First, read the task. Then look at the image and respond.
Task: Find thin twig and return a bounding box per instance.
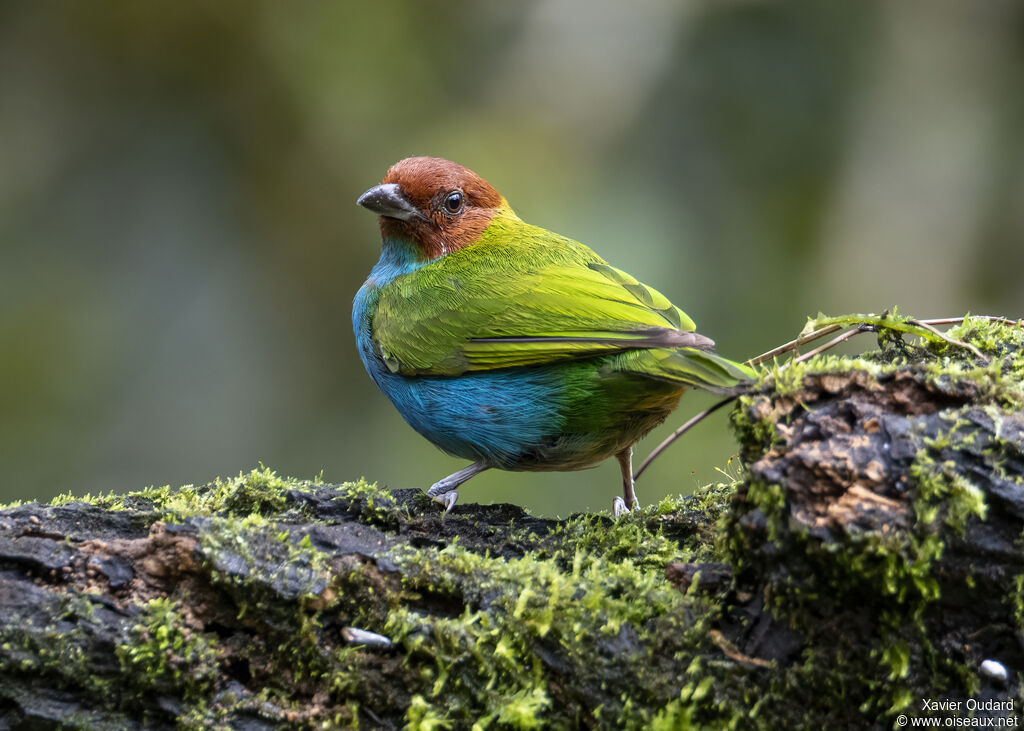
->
[746,324,843,367]
[908,318,987,362]
[787,327,871,367]
[709,629,774,669]
[918,316,1021,327]
[634,395,738,481]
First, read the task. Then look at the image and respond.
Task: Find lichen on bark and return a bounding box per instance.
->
[1,316,1022,729]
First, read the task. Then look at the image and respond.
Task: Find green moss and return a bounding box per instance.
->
[42,466,406,531]
[1012,573,1024,641]
[198,512,335,633]
[542,510,684,570]
[909,453,987,534]
[406,694,455,730]
[124,467,304,520]
[116,597,220,704]
[48,490,127,510]
[387,542,669,727]
[330,475,408,528]
[43,466,301,516]
[0,595,110,692]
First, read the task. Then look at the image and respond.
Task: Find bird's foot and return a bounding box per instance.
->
[433,490,459,514]
[425,461,487,515]
[612,496,639,517]
[427,478,460,514]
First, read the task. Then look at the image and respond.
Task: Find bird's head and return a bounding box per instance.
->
[357,157,509,259]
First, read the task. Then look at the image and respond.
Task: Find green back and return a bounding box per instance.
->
[372,215,699,373]
[371,212,753,391]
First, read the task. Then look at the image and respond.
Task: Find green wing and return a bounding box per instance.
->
[371,221,737,381]
[614,347,756,393]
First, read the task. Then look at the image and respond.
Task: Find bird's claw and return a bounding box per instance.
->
[433,490,459,514]
[612,496,639,517]
[426,462,486,514]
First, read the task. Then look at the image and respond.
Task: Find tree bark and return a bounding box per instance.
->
[2,319,1022,729]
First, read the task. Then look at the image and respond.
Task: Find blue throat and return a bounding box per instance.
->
[364,236,429,287]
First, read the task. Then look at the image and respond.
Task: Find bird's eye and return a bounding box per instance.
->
[442,191,464,214]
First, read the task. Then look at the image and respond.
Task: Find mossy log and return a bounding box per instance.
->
[2,318,1023,729]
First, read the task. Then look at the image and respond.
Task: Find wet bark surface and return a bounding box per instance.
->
[2,321,1023,729]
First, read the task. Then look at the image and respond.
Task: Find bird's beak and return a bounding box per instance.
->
[356,183,424,221]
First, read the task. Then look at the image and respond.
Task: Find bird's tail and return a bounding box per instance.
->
[618,347,757,395]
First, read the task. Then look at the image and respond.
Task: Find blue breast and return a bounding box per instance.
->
[352,238,566,468]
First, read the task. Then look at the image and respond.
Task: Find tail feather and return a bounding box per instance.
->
[618,346,756,395]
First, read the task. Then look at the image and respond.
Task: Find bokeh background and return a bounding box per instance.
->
[3,1,1023,514]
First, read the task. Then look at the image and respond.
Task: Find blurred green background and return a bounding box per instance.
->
[2,1,1022,515]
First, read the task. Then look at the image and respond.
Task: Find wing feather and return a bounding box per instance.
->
[371,222,723,377]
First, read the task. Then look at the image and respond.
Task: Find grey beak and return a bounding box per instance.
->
[356,183,423,221]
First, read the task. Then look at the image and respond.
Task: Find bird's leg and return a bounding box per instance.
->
[613,447,639,517]
[426,461,489,514]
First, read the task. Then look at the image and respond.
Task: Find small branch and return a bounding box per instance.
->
[917,316,1021,327]
[746,324,844,367]
[787,327,871,367]
[634,396,738,481]
[908,318,987,363]
[709,630,774,669]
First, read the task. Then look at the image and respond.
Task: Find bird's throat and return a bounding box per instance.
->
[370,236,432,285]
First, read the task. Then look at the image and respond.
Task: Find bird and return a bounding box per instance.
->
[353,157,754,515]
